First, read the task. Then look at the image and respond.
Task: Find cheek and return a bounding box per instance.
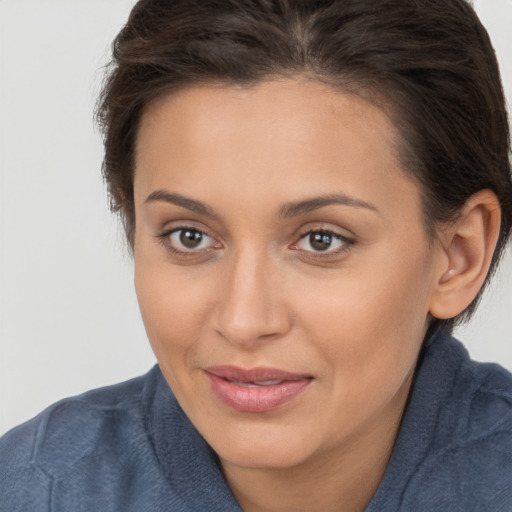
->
[134,255,214,369]
[292,249,433,394]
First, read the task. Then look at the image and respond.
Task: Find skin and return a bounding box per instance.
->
[132,79,474,512]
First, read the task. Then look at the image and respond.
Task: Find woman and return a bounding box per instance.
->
[1,0,511,510]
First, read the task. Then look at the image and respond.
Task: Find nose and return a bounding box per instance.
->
[213,250,292,349]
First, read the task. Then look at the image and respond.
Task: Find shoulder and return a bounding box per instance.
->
[0,368,159,510]
[432,333,512,441]
[405,335,512,510]
[0,366,236,511]
[460,357,512,438]
[1,370,150,469]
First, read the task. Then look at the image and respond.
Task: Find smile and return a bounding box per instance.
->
[204,366,313,413]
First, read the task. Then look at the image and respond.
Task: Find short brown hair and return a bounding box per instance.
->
[96,0,512,333]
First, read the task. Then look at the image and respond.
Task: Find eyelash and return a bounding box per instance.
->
[156,226,219,255]
[155,227,355,258]
[291,229,355,257]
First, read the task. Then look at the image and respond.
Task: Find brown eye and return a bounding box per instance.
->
[309,232,334,251]
[295,229,352,254]
[179,229,203,248]
[160,227,219,253]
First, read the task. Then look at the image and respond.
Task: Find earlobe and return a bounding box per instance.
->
[429,189,501,320]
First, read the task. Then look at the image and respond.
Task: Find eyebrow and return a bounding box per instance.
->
[145,189,378,219]
[279,194,379,218]
[145,190,219,218]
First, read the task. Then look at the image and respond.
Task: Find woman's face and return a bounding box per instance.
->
[133,79,443,470]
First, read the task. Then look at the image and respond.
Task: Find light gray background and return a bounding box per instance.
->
[1,0,511,435]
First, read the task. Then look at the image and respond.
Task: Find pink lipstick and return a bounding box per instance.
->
[204,366,313,412]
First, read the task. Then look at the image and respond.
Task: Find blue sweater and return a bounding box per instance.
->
[1,333,512,511]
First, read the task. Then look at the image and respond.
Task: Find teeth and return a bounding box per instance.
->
[229,379,283,387]
[255,380,283,386]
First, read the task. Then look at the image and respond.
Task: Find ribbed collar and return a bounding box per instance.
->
[364,333,467,511]
[142,365,243,510]
[142,332,465,511]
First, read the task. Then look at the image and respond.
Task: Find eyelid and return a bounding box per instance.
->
[290,228,355,256]
[154,222,355,259]
[156,225,222,255]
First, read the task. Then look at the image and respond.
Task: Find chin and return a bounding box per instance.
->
[210,424,321,471]
[222,448,311,471]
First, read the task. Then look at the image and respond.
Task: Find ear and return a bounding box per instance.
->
[429,189,501,320]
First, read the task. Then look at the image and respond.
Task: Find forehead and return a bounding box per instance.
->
[138,79,398,151]
[134,79,423,225]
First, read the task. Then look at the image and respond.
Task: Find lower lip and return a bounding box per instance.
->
[206,373,312,413]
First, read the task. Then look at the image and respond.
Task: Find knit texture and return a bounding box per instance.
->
[1,333,511,511]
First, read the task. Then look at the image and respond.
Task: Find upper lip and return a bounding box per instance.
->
[204,365,313,383]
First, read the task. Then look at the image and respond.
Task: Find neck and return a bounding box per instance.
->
[221,373,412,512]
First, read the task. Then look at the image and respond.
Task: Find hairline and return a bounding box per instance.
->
[130,73,442,246]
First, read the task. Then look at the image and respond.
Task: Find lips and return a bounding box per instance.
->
[204,366,313,412]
